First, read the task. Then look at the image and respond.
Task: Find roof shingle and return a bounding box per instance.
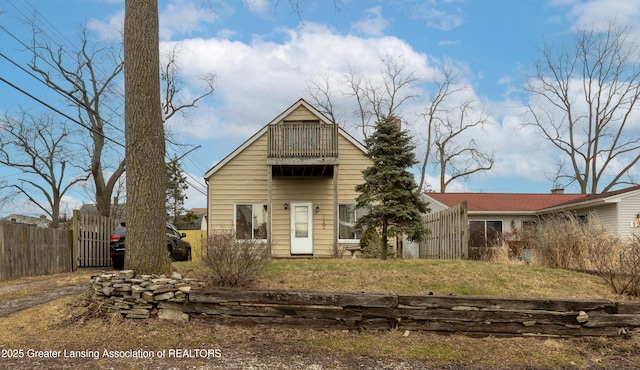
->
[426,192,585,212]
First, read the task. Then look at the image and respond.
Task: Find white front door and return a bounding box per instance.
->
[290,201,313,254]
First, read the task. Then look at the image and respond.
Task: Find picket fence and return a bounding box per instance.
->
[72,209,120,269]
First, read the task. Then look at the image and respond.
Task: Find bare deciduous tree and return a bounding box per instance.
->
[0,111,89,227]
[418,69,494,193]
[418,68,462,192]
[28,28,126,218]
[26,29,215,219]
[305,69,339,124]
[161,44,216,124]
[307,55,420,139]
[527,21,640,194]
[433,99,494,193]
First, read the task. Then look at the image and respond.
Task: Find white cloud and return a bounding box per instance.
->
[159,0,218,40]
[243,0,270,15]
[87,10,123,41]
[351,6,390,37]
[412,0,465,31]
[551,0,640,34]
[87,0,218,41]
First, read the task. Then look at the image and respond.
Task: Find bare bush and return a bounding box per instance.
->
[531,212,602,270]
[589,234,640,296]
[529,212,640,297]
[201,229,270,287]
[475,241,511,263]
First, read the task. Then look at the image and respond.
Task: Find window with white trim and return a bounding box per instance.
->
[338,204,368,241]
[235,204,268,240]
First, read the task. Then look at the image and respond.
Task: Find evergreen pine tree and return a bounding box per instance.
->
[355,116,429,260]
[166,155,189,225]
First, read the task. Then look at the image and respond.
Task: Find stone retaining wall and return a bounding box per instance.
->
[89,271,640,338]
[90,270,204,321]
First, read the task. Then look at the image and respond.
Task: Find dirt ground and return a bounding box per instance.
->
[1,270,640,370]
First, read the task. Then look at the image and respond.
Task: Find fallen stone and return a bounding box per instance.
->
[576,311,589,323]
[158,308,189,322]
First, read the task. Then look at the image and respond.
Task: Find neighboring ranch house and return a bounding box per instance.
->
[423,185,640,251]
[204,99,372,257]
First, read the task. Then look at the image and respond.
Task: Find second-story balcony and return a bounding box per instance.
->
[267,122,339,167]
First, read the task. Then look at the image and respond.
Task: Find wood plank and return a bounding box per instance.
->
[162,301,363,321]
[616,301,640,314]
[583,313,640,328]
[190,289,398,308]
[362,307,581,326]
[397,319,622,337]
[191,315,360,330]
[398,294,616,312]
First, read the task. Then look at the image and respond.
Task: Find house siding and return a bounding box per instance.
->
[207,134,269,231]
[616,192,640,239]
[281,105,322,122]
[590,204,618,235]
[336,134,373,250]
[426,201,449,213]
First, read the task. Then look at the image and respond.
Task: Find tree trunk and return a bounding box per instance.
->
[380,221,388,261]
[123,0,169,275]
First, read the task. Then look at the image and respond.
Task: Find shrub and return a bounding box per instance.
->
[475,241,510,263]
[201,229,270,287]
[359,226,383,258]
[588,234,640,297]
[529,212,640,297]
[530,212,601,270]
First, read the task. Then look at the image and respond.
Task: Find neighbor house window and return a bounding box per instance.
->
[469,220,503,248]
[339,204,368,240]
[235,204,268,240]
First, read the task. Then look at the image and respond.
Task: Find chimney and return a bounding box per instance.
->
[551,187,565,195]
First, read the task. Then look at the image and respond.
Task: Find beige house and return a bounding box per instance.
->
[204,99,372,257]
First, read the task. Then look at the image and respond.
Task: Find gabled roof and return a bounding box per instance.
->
[426,192,584,213]
[204,98,367,178]
[425,185,640,214]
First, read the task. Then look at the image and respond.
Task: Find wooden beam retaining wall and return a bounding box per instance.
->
[160,289,640,338]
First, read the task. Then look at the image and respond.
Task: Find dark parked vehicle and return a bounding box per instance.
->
[109,222,192,270]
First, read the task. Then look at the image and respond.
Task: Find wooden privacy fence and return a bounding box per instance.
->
[72,210,119,269]
[0,223,71,280]
[159,288,640,337]
[419,201,468,259]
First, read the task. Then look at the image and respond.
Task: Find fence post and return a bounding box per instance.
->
[72,209,79,271]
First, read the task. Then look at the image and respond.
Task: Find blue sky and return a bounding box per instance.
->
[1,0,640,218]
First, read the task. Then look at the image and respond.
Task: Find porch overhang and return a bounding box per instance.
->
[269,161,336,177]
